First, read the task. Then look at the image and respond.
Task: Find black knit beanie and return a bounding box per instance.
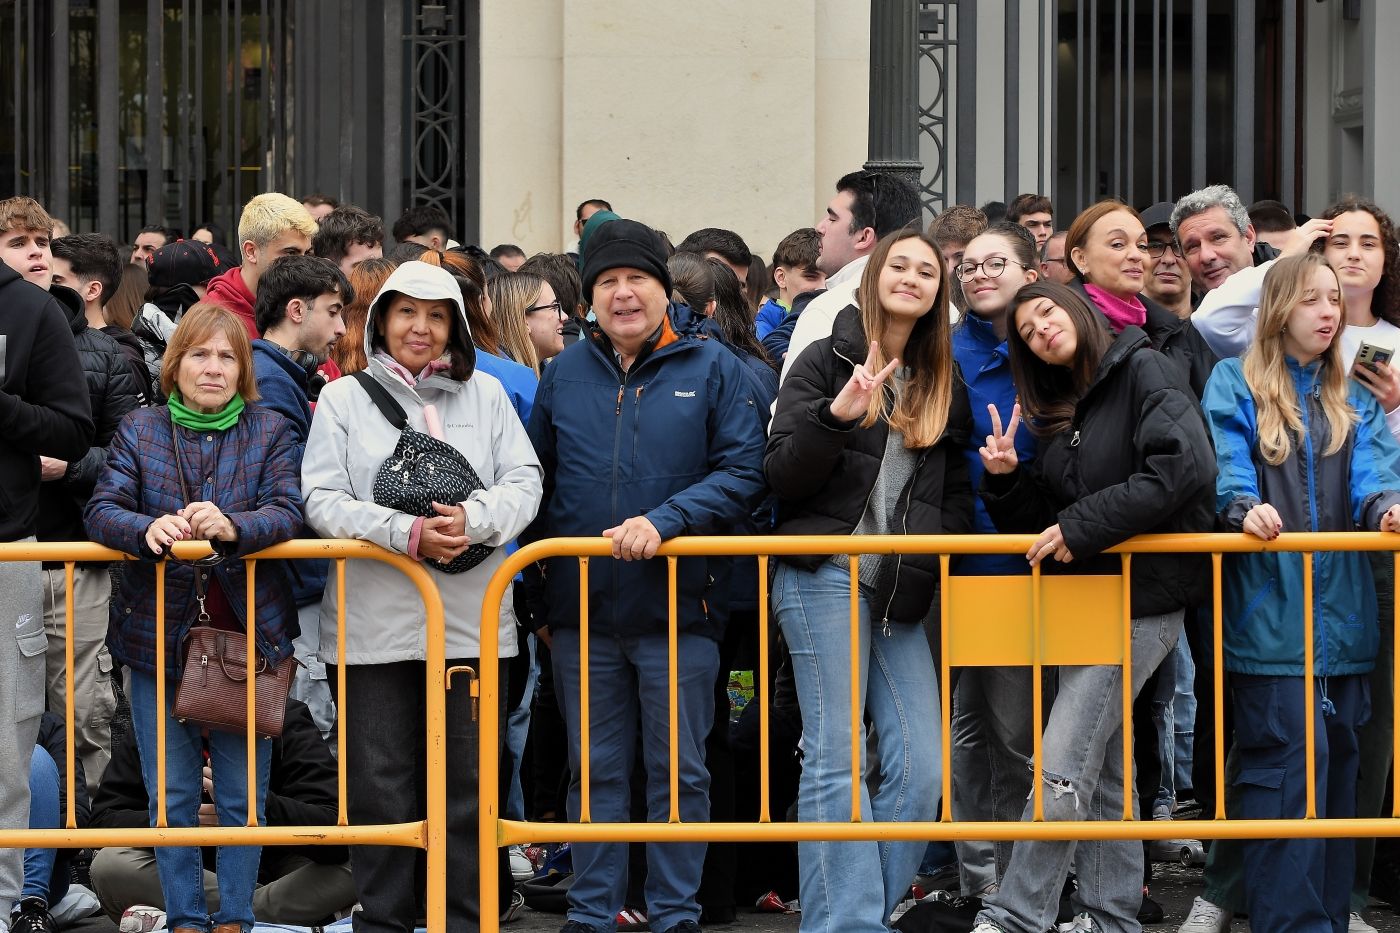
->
[580,219,673,301]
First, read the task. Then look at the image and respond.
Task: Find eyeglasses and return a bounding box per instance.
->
[953,257,1029,282]
[525,300,565,318]
[1145,240,1184,259]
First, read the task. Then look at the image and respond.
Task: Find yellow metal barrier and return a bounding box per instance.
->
[477,532,1400,930]
[0,539,449,933]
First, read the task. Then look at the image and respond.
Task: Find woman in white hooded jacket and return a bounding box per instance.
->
[300,259,543,932]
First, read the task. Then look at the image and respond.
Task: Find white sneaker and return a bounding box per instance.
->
[118,905,167,933]
[508,844,533,882]
[1350,912,1378,933]
[1056,913,1101,933]
[970,923,1006,933]
[1177,896,1232,933]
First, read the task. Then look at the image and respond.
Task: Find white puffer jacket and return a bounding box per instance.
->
[300,261,543,663]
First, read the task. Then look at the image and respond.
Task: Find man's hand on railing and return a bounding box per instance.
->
[979,403,1021,476]
[1382,504,1400,533]
[1243,503,1284,541]
[603,516,662,561]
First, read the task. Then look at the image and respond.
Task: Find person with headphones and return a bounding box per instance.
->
[250,254,354,740]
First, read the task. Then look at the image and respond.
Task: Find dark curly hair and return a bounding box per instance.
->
[1314,195,1400,327]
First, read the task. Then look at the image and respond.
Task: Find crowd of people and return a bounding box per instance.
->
[2,170,1400,933]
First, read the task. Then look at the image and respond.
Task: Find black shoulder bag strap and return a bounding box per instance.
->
[350,370,410,431]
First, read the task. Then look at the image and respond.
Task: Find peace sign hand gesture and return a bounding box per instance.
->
[830,341,900,423]
[978,403,1022,475]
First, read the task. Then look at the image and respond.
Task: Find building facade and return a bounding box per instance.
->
[3,1,1398,256]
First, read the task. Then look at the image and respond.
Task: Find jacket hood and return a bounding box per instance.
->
[364,259,476,374]
[0,259,18,290]
[49,283,86,333]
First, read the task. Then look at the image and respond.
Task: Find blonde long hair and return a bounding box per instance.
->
[1242,253,1356,465]
[852,229,955,448]
[486,272,545,375]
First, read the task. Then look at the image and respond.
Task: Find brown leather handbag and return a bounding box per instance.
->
[167,414,298,738]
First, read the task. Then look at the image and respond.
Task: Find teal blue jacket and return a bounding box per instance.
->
[1203,356,1400,675]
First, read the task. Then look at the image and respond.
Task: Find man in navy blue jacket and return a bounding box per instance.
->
[525,219,766,933]
[251,254,350,739]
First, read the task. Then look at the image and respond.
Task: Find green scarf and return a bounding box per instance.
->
[168,391,245,431]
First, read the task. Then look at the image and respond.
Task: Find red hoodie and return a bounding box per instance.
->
[202,264,343,384]
[204,265,258,340]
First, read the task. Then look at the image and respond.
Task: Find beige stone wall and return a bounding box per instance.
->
[478,0,869,261]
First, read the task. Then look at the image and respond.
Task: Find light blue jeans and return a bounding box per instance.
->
[773,560,941,933]
[505,633,538,822]
[127,670,271,933]
[976,609,1184,933]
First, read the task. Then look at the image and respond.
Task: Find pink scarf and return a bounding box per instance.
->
[373,351,452,440]
[1084,283,1147,333]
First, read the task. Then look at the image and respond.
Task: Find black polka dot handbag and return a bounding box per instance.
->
[351,371,494,574]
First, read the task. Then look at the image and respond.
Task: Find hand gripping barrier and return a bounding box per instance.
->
[476,532,1400,931]
[0,539,450,933]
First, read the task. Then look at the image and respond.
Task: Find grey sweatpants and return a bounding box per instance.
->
[0,548,46,917]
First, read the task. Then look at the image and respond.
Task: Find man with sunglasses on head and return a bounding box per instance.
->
[1140,203,1193,320]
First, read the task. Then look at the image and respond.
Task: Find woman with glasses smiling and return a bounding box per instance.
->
[489,271,567,373]
[1065,199,1218,399]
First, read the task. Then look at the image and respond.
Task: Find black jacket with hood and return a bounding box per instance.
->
[35,284,143,554]
[0,262,94,542]
[765,304,975,627]
[1071,281,1218,399]
[981,326,1218,616]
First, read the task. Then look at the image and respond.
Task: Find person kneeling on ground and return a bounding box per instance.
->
[88,698,355,928]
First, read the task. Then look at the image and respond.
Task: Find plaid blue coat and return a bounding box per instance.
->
[84,404,304,679]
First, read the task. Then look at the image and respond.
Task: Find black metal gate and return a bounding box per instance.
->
[0,0,478,246]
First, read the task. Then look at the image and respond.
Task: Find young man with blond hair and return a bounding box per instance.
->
[205,192,318,340]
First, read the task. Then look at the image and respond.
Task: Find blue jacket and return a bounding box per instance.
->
[251,340,327,605]
[475,350,537,425]
[1204,357,1400,676]
[524,306,768,641]
[84,404,304,679]
[755,298,787,341]
[951,312,1038,575]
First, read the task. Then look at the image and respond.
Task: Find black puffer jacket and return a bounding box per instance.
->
[766,304,975,626]
[1072,282,1218,399]
[981,326,1217,616]
[35,286,143,548]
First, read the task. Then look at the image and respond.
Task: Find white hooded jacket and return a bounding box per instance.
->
[300,260,543,662]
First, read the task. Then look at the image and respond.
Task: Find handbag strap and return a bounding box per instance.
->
[351,370,410,431]
[168,410,214,623]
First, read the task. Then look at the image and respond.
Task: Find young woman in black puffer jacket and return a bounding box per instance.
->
[765,228,973,933]
[970,280,1216,933]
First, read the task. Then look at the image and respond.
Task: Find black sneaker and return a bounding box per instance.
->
[661,922,702,933]
[559,922,602,933]
[10,898,56,933]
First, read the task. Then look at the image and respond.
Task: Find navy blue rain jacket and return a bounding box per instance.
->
[524,305,768,641]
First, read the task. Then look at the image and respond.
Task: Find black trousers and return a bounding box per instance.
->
[331,658,508,933]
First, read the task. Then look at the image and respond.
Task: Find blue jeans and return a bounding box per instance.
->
[772,560,941,933]
[23,744,66,905]
[950,665,1034,895]
[127,670,271,933]
[552,627,719,933]
[1234,673,1368,933]
[977,609,1183,933]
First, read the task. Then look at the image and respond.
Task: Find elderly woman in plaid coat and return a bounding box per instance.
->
[84,303,302,933]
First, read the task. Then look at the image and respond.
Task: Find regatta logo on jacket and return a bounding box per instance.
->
[674,390,696,398]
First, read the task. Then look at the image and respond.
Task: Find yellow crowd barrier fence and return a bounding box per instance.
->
[0,539,449,932]
[477,533,1400,930]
